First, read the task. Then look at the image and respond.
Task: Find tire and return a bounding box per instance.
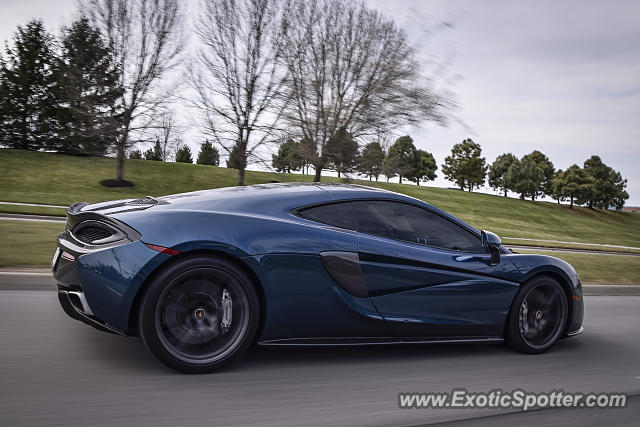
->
[138,256,260,373]
[505,275,568,354]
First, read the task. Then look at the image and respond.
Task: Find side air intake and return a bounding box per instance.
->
[72,220,125,245]
[320,251,369,298]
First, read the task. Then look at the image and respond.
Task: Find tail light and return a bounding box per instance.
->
[145,243,180,256]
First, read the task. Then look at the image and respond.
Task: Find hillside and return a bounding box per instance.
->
[2,149,639,248]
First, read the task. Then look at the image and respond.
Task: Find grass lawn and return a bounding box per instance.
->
[0,220,63,267]
[517,250,640,284]
[2,149,639,250]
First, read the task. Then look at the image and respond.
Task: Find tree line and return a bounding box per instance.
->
[271,134,629,210]
[272,133,437,185]
[486,147,628,210]
[129,140,220,166]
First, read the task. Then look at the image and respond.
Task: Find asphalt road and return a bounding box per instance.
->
[0,283,639,427]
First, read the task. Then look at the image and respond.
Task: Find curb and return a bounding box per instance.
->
[0,213,66,223]
[508,245,640,257]
[581,284,640,296]
[0,201,66,208]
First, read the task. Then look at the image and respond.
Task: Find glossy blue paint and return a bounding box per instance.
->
[54,183,584,340]
[508,253,580,289]
[357,232,520,337]
[248,254,390,341]
[76,240,169,331]
[371,279,517,337]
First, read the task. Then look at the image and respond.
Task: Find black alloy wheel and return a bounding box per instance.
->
[138,256,259,373]
[506,276,568,354]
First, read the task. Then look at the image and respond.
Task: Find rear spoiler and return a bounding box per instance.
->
[67,202,89,215]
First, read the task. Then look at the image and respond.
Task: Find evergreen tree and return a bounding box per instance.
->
[144,140,163,161]
[408,149,437,186]
[357,141,385,181]
[505,157,545,200]
[382,157,397,182]
[550,169,565,204]
[0,20,57,149]
[488,153,518,196]
[441,139,487,191]
[175,145,193,163]
[226,143,245,170]
[53,18,122,155]
[129,149,143,159]
[552,165,595,209]
[325,127,358,177]
[197,140,220,166]
[522,150,555,198]
[272,139,303,173]
[385,136,417,184]
[583,155,629,209]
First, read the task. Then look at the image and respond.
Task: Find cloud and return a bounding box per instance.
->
[368,0,640,204]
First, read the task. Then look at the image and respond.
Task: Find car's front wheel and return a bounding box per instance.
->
[505,275,568,354]
[138,256,259,373]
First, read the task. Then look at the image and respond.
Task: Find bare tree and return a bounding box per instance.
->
[282,0,450,181]
[83,0,184,183]
[191,0,288,185]
[154,111,179,161]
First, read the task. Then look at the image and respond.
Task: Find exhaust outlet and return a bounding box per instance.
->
[67,291,94,316]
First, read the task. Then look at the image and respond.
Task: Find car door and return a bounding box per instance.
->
[291,201,393,340]
[351,200,520,339]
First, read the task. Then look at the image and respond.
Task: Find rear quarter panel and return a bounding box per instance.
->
[102,208,390,339]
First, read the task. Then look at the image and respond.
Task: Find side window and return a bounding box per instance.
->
[351,201,484,253]
[297,202,356,230]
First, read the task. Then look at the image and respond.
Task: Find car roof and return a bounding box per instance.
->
[160,182,393,203]
[125,182,479,236]
[153,182,411,215]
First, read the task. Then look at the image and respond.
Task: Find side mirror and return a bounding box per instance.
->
[481,230,501,265]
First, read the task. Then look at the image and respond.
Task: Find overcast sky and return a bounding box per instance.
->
[2,0,639,205]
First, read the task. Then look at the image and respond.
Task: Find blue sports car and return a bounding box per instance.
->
[53,183,584,373]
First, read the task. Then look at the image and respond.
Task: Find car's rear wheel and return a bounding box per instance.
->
[138,256,259,373]
[505,276,568,354]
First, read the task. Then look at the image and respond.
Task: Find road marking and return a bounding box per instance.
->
[0,217,64,223]
[0,213,65,223]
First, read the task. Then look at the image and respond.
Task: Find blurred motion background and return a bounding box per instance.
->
[0,1,639,425]
[0,0,638,281]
